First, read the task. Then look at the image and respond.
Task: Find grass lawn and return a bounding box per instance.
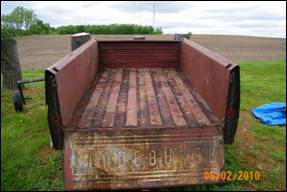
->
[1,60,286,191]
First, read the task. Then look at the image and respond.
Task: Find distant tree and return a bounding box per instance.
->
[186,32,192,39]
[155,27,163,34]
[1,6,50,37]
[30,19,51,34]
[12,6,25,30]
[2,14,17,30]
[1,6,35,35]
[1,6,163,38]
[1,14,18,37]
[23,9,36,30]
[56,24,162,35]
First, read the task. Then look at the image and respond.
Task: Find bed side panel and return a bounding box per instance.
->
[45,38,99,149]
[180,39,230,120]
[55,39,99,126]
[180,39,240,144]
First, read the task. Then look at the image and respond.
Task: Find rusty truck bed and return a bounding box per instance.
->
[45,38,240,190]
[63,68,224,190]
[68,68,221,130]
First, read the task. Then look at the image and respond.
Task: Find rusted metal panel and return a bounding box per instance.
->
[46,38,99,149]
[99,41,180,68]
[223,65,240,144]
[45,69,64,149]
[64,127,224,190]
[179,39,239,144]
[49,38,99,127]
[180,39,231,121]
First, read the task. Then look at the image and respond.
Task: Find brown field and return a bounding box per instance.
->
[15,34,286,70]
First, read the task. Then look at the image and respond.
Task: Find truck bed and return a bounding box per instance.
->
[45,39,239,190]
[68,68,221,130]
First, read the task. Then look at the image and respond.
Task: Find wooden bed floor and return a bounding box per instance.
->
[69,68,221,129]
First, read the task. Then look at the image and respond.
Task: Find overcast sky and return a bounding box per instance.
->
[1,1,286,38]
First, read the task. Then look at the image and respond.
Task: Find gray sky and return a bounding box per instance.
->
[1,1,286,37]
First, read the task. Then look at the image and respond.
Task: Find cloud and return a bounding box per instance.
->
[111,1,190,13]
[1,1,286,38]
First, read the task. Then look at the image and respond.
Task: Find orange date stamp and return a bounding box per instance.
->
[203,170,261,181]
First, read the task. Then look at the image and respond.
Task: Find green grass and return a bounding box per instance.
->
[1,69,64,191]
[1,61,286,191]
[239,60,286,111]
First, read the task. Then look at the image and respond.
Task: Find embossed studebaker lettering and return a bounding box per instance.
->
[71,141,217,175]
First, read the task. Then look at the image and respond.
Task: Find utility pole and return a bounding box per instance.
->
[139,2,141,25]
[84,1,87,32]
[153,1,156,29]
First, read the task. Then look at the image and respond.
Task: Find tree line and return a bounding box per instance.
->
[57,24,162,35]
[1,6,54,37]
[1,6,162,38]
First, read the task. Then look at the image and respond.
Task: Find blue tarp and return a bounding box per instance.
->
[252,102,286,126]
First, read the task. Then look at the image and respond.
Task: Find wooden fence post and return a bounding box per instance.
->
[71,32,91,51]
[1,38,22,90]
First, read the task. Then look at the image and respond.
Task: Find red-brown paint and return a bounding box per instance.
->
[47,38,99,126]
[179,39,235,121]
[45,38,239,190]
[99,41,180,68]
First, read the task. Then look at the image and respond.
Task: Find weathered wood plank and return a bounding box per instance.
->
[138,69,149,126]
[101,69,123,127]
[168,70,211,125]
[126,68,138,126]
[77,68,215,130]
[114,69,129,127]
[165,71,199,125]
[77,70,110,128]
[180,73,220,125]
[151,69,174,126]
[157,70,187,126]
[144,68,162,126]
[91,69,116,128]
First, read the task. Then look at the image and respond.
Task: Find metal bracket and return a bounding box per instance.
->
[17,77,45,104]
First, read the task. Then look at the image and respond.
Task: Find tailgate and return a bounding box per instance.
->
[64,127,224,190]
